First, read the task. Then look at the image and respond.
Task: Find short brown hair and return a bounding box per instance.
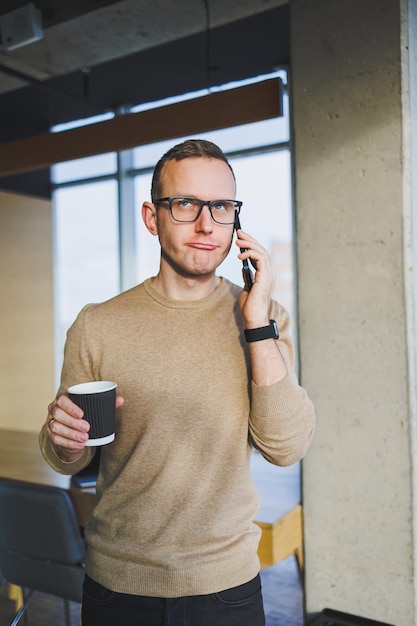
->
[151,139,235,201]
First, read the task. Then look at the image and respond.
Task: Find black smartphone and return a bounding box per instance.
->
[234,212,253,291]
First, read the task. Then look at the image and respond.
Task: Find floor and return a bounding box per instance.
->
[0,452,304,625]
[262,556,304,626]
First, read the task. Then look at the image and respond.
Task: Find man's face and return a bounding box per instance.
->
[153,157,237,279]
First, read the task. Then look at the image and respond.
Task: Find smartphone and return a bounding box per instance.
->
[234,213,253,291]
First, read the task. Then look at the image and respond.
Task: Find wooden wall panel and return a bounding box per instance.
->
[0,191,54,432]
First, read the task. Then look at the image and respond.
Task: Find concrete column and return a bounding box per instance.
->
[291,0,416,623]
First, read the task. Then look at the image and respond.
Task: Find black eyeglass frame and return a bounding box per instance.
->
[153,196,243,224]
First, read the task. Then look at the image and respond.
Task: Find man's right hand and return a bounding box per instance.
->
[46,393,90,462]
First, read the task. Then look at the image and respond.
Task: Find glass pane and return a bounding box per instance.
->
[220,150,294,324]
[52,111,115,133]
[135,173,161,283]
[52,152,117,184]
[53,180,120,378]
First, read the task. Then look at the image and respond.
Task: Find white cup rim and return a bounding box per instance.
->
[67,381,117,395]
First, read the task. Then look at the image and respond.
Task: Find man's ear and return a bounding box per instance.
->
[142,202,158,235]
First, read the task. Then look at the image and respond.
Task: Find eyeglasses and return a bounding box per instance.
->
[154,196,242,224]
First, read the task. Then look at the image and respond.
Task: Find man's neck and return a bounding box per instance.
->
[152,270,221,301]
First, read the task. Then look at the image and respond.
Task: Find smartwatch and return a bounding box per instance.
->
[244,319,279,343]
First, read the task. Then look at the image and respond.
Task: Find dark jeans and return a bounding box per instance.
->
[81,573,265,626]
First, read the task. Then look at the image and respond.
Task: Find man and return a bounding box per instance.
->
[40,139,316,626]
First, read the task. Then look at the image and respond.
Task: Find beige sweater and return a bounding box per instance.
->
[40,277,315,597]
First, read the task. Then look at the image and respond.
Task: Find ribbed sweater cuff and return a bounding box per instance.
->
[39,423,93,475]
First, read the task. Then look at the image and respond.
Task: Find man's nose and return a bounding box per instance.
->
[195,204,213,229]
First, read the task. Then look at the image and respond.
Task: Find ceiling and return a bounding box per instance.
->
[0,0,288,107]
[0,0,289,197]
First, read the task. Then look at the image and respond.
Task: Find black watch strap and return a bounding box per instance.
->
[244,319,279,343]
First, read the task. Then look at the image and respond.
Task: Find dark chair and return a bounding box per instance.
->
[0,477,86,626]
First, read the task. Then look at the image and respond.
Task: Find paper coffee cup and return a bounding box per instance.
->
[68,381,117,446]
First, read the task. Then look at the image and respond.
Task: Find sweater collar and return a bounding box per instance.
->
[143,276,230,309]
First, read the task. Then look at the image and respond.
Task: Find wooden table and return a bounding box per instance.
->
[0,428,94,527]
[0,428,303,571]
